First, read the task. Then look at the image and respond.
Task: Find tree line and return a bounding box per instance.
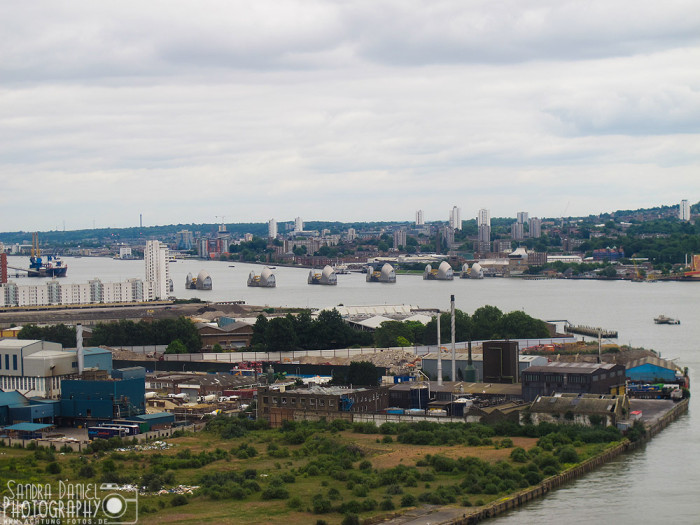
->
[252,305,549,351]
[19,318,202,352]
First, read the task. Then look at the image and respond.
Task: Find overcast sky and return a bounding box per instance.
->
[1,1,699,232]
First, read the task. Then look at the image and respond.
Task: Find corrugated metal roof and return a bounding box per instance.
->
[4,423,53,431]
[526,362,620,374]
[530,395,622,414]
[0,391,28,407]
[626,356,682,373]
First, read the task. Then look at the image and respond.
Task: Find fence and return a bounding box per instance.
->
[0,423,206,452]
[161,337,577,363]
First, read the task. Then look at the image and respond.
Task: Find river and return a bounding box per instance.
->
[5,255,700,522]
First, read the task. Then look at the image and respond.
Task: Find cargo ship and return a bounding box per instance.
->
[28,254,68,277]
[27,232,68,277]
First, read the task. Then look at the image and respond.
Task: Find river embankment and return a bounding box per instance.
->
[453,397,689,524]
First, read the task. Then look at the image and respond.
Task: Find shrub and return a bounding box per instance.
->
[380,498,395,511]
[556,445,579,464]
[400,494,416,507]
[171,495,188,507]
[312,495,332,514]
[341,514,360,525]
[510,447,529,463]
[352,485,368,498]
[261,485,289,500]
[287,496,303,509]
[46,462,61,474]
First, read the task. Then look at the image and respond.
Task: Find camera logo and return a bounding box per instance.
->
[100,483,139,524]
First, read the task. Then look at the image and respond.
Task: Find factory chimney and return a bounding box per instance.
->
[436,312,442,386]
[76,323,84,375]
[451,295,456,381]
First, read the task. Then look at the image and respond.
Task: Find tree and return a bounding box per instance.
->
[497,311,549,339]
[347,361,378,386]
[471,306,503,340]
[265,317,298,351]
[165,340,187,354]
[18,324,76,347]
[251,315,268,348]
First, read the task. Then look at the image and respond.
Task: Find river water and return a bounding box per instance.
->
[6,255,700,522]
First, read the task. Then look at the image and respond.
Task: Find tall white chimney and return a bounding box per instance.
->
[451,295,456,381]
[76,323,84,375]
[436,312,442,386]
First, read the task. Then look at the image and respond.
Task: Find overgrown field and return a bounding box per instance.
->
[0,417,626,525]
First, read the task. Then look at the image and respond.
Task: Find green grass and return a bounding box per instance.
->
[0,420,624,525]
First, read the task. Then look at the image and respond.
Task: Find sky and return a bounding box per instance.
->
[1,1,699,232]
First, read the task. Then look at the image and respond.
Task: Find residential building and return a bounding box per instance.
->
[268,219,278,239]
[449,206,461,230]
[680,199,691,221]
[528,217,542,238]
[415,209,424,226]
[393,229,407,250]
[511,222,524,240]
[517,211,529,224]
[144,240,170,300]
[175,230,194,251]
[347,228,357,242]
[294,217,304,233]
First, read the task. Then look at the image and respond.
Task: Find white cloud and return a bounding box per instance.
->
[1,1,699,231]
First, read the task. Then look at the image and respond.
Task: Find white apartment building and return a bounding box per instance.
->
[268,219,278,239]
[144,240,170,300]
[477,209,491,244]
[680,199,690,221]
[449,206,461,230]
[528,217,542,238]
[0,278,146,308]
[294,217,304,233]
[415,210,424,226]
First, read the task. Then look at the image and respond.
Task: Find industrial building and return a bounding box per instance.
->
[247,267,276,288]
[421,351,546,383]
[521,362,626,402]
[59,373,146,424]
[258,385,390,427]
[0,339,111,398]
[146,372,258,400]
[625,356,683,383]
[526,393,630,427]
[196,321,254,349]
[0,336,147,429]
[388,381,523,411]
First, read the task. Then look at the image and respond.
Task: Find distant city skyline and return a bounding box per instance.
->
[1,2,699,231]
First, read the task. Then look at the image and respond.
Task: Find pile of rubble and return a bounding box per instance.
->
[297,348,420,375]
[115,440,173,452]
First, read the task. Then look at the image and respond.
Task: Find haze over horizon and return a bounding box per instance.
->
[1,1,699,232]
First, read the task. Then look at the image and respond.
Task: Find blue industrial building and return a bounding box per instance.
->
[60,375,145,423]
[626,356,681,383]
[0,391,58,426]
[83,347,113,375]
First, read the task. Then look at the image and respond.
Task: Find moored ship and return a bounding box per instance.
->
[27,233,67,277]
